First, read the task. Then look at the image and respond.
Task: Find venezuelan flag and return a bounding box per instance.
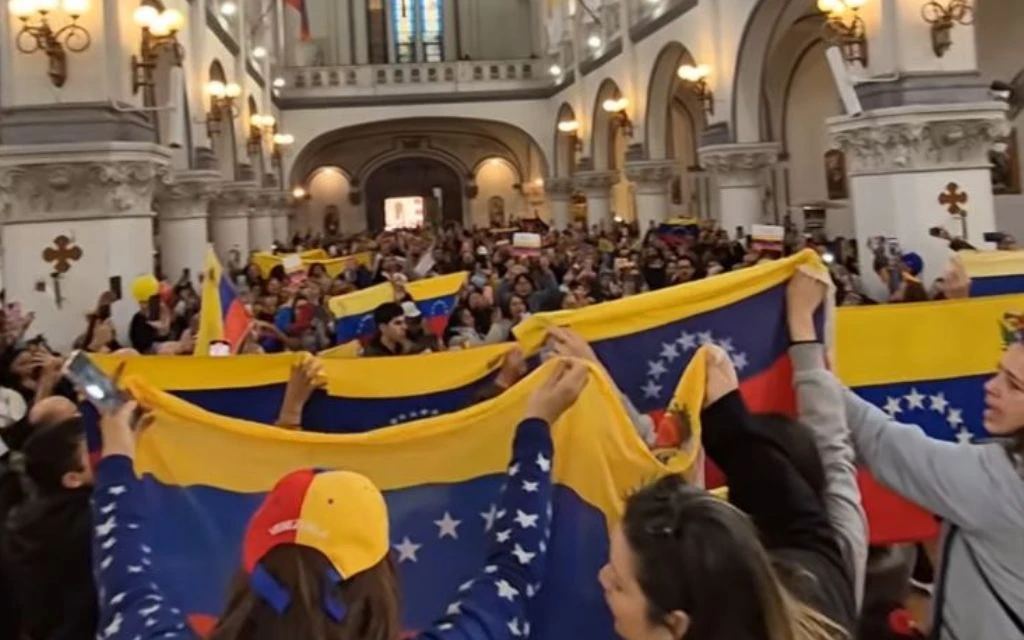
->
[250,249,374,280]
[655,217,700,245]
[329,271,467,343]
[960,250,1024,297]
[122,355,706,638]
[194,247,253,355]
[834,292,1024,542]
[90,344,514,435]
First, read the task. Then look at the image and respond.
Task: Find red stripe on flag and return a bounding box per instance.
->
[653,353,938,545]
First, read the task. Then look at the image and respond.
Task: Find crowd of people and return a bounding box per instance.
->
[0,218,1020,640]
[13,219,986,360]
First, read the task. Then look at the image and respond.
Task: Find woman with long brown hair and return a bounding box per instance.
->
[88,360,589,640]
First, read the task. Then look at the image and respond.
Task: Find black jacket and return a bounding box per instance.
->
[3,486,97,640]
[702,391,856,634]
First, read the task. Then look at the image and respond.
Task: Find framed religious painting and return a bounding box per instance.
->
[824,150,849,200]
[991,129,1022,195]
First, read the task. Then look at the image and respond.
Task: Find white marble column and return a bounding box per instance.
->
[545,177,574,230]
[625,160,676,232]
[156,170,221,284]
[211,182,258,264]
[0,143,171,351]
[830,104,1008,300]
[699,143,779,237]
[573,170,619,231]
[249,189,279,252]
[271,199,292,243]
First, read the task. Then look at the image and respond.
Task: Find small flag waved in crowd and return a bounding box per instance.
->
[194,246,253,356]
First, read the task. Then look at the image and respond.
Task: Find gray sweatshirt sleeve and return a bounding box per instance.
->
[619,392,655,447]
[844,387,1024,531]
[789,343,868,611]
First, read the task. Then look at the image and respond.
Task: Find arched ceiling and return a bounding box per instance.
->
[290,117,549,186]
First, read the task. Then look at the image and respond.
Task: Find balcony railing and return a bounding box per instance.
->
[275,59,557,103]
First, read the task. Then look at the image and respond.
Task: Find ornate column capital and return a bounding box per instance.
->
[572,170,620,194]
[544,176,574,201]
[828,103,1011,176]
[697,142,781,175]
[155,170,222,221]
[0,142,172,223]
[211,181,259,218]
[625,160,678,195]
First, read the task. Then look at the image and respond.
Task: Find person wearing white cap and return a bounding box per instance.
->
[402,301,440,354]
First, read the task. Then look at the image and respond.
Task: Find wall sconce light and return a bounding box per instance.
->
[9,0,92,88]
[271,133,294,167]
[205,80,241,138]
[247,113,275,155]
[817,0,868,66]
[677,63,714,116]
[557,119,584,152]
[291,186,309,201]
[131,2,185,96]
[602,96,633,138]
[921,1,974,58]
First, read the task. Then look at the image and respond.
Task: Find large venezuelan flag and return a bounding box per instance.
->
[833,292,1024,542]
[194,247,252,355]
[91,344,512,437]
[329,271,467,343]
[123,355,706,638]
[960,249,1024,297]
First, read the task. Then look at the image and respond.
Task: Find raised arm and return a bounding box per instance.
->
[786,273,867,610]
[420,359,588,640]
[92,403,192,640]
[843,387,1024,531]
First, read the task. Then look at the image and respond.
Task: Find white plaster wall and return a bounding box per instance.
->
[160,217,208,283]
[307,167,361,234]
[783,45,852,238]
[471,159,521,227]
[2,217,154,351]
[459,0,533,60]
[975,0,1024,239]
[1,0,149,106]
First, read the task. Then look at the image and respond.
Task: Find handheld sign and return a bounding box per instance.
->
[512,232,542,257]
[751,224,785,253]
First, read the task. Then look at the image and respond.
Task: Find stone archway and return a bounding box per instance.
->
[553,102,578,177]
[645,41,704,160]
[731,0,816,143]
[590,78,625,171]
[363,156,464,232]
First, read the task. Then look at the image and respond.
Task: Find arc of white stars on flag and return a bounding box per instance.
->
[881,388,973,443]
[642,329,747,399]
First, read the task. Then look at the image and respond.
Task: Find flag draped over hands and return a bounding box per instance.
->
[960,249,1024,297]
[194,247,252,356]
[121,354,707,639]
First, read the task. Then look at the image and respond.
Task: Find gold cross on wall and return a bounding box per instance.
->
[938,182,968,216]
[42,235,83,273]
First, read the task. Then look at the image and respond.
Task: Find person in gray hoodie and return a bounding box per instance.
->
[797,264,1024,639]
[785,272,869,613]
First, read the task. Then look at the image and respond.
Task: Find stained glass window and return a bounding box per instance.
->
[420,0,443,62]
[390,0,443,62]
[392,0,416,62]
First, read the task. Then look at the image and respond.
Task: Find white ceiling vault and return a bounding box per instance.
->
[290,117,549,187]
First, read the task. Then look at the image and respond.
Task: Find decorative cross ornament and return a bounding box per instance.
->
[42,235,83,309]
[42,235,83,273]
[938,182,968,215]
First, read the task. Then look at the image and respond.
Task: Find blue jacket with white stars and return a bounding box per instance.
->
[90,418,554,640]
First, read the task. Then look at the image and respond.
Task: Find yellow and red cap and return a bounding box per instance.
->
[243,468,390,580]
